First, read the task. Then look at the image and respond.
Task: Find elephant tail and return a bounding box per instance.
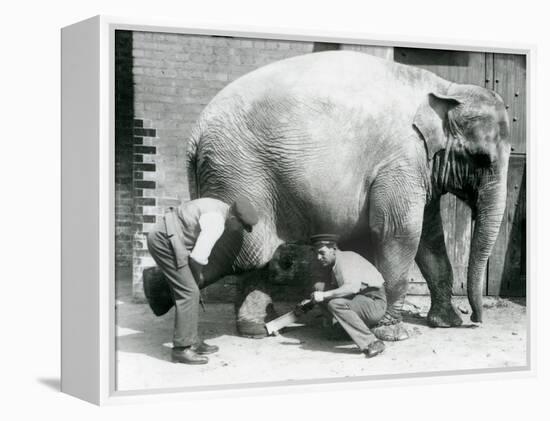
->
[186,122,203,200]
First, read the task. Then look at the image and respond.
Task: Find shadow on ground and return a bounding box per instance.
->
[116,277,245,363]
[116,272,368,362]
[37,377,60,392]
[116,274,527,361]
[114,273,528,392]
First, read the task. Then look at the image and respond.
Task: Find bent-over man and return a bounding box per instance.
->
[147,197,259,365]
[310,234,387,358]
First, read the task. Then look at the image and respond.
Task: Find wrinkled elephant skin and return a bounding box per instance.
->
[186,51,511,340]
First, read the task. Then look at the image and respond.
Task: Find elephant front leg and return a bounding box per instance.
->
[416,200,463,328]
[233,267,278,338]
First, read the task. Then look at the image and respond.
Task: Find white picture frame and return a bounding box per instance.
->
[61,15,534,405]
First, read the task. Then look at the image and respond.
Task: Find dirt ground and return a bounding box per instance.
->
[115,280,527,392]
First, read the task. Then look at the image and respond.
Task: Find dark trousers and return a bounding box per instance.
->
[146,220,199,348]
[324,292,387,351]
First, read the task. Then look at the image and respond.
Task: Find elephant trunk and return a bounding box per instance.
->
[467,156,509,323]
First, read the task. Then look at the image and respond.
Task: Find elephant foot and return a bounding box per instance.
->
[236,289,277,339]
[427,304,463,328]
[470,311,482,324]
[372,322,409,341]
[237,319,269,338]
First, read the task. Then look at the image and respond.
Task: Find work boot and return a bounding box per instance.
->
[192,340,219,355]
[364,340,385,358]
[171,347,209,364]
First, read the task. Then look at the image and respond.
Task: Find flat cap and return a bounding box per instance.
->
[231,196,259,232]
[310,234,340,245]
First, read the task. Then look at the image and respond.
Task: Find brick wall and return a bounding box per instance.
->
[114,30,394,301]
[123,32,316,300]
[115,31,134,271]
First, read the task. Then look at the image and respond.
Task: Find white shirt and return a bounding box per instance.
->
[188,212,226,265]
[332,250,385,293]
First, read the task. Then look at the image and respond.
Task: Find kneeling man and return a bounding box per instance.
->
[310,234,387,358]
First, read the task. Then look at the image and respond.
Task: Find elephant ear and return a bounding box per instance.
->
[413,92,461,161]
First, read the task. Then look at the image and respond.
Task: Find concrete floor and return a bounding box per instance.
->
[115,279,528,392]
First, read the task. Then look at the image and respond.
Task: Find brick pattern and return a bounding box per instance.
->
[115,31,134,270]
[115,32,394,301]
[127,32,314,300]
[131,119,159,301]
[131,32,314,209]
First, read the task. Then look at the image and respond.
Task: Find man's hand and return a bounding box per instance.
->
[311,291,325,303]
[313,282,326,292]
[189,258,205,288]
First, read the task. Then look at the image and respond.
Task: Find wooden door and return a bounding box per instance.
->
[487,54,527,296]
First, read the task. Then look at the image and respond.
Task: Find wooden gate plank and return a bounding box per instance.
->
[440,195,458,294]
[487,53,527,297]
[394,48,486,85]
[493,54,527,154]
[453,198,472,295]
[487,157,526,296]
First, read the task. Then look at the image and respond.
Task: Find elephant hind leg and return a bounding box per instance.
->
[233,267,278,338]
[233,229,284,338]
[233,242,320,338]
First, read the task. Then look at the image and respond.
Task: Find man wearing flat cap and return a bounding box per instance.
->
[310,234,387,358]
[147,196,259,364]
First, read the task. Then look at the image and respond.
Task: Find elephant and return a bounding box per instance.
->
[184,50,511,340]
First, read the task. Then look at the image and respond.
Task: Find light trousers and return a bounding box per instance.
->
[147,220,199,348]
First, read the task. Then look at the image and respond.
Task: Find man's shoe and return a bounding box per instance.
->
[171,347,209,364]
[192,341,219,355]
[364,340,385,358]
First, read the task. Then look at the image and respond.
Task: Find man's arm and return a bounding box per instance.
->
[323,283,360,299]
[189,213,225,264]
[312,283,359,302]
[188,212,225,285]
